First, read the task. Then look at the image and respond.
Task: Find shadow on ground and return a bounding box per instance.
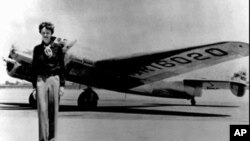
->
[0,102,234,117]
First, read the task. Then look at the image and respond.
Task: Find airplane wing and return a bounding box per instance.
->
[5,41,248,92]
[95,41,249,87]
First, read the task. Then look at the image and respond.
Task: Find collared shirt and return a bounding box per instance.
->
[32,36,65,88]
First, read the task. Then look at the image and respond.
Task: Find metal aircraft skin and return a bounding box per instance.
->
[3,41,249,109]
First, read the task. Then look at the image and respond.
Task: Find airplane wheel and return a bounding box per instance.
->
[77,89,98,110]
[191,98,196,106]
[29,93,37,109]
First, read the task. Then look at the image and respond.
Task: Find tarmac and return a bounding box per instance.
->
[0,88,248,141]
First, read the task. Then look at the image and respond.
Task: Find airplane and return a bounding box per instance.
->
[3,41,249,110]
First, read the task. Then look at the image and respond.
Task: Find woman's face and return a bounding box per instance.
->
[40,27,52,44]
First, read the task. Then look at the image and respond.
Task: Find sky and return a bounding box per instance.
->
[0,0,248,84]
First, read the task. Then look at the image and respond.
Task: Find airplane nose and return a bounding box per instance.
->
[6,61,15,72]
[4,58,21,76]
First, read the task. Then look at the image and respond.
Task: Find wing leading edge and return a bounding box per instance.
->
[95,42,249,86]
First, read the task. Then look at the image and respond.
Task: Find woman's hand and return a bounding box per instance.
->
[32,88,36,99]
[59,87,64,96]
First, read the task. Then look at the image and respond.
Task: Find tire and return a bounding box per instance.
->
[191,98,196,106]
[77,91,98,110]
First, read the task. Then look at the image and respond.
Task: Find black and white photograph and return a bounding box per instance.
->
[0,0,249,141]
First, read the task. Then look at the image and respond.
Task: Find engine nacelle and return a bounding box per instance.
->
[5,58,21,76]
[4,48,33,82]
[5,59,32,81]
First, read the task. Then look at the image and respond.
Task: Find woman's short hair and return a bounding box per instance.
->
[39,22,55,34]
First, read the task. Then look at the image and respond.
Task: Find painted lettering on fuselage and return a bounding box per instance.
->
[130,48,228,77]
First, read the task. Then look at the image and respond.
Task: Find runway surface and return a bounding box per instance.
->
[0,88,248,141]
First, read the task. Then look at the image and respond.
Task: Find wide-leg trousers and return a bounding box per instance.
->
[36,75,60,141]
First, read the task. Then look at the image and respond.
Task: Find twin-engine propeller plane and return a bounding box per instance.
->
[3,41,249,109]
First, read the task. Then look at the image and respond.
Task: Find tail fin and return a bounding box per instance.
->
[231,69,247,83]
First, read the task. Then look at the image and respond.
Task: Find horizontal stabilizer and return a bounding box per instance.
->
[184,79,247,97]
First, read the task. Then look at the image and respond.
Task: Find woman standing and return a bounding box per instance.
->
[32,22,65,141]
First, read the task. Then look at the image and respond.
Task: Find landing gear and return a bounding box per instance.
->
[29,90,37,109]
[190,97,196,106]
[77,87,99,110]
